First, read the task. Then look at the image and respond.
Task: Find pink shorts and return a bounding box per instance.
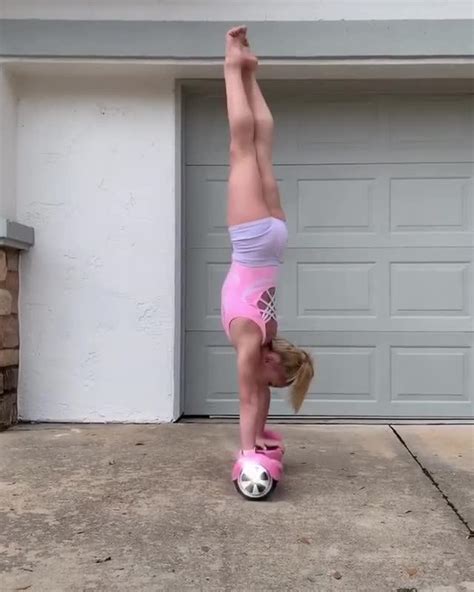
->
[221,262,279,344]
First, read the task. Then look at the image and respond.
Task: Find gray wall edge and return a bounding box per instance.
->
[1,19,473,59]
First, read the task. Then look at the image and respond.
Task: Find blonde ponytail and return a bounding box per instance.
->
[271,337,315,412]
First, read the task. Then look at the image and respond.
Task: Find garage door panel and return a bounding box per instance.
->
[389,176,472,233]
[390,262,471,318]
[296,176,377,234]
[387,250,472,332]
[293,95,474,164]
[288,163,474,248]
[295,98,380,160]
[185,332,237,416]
[185,166,229,248]
[186,94,474,166]
[185,93,228,166]
[296,261,377,318]
[390,347,472,402]
[385,96,474,150]
[280,248,472,333]
[185,248,231,331]
[185,332,473,417]
[309,346,378,402]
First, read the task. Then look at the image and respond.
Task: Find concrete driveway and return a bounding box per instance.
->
[0,423,473,592]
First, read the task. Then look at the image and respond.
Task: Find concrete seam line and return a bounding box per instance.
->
[390,425,474,538]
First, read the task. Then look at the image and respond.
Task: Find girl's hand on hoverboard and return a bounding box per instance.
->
[261,428,285,452]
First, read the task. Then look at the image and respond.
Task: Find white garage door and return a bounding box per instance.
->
[184,84,474,418]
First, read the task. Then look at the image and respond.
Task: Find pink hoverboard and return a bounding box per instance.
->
[232,429,285,500]
[232,450,283,500]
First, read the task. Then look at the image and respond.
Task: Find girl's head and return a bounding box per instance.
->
[262,337,315,412]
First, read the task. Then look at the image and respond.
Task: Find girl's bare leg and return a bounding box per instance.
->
[242,61,286,221]
[225,27,269,452]
[224,27,270,227]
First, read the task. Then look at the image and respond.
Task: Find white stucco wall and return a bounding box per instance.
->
[1,0,472,20]
[0,66,17,219]
[16,71,178,422]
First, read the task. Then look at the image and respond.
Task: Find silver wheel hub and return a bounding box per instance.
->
[237,463,273,499]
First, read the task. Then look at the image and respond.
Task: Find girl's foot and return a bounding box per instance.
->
[239,28,258,71]
[225,25,247,68]
[243,46,258,72]
[225,26,257,70]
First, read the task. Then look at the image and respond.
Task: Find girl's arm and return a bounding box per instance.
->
[236,336,263,451]
[256,384,271,443]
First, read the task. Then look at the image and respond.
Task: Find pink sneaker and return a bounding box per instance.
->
[232,450,283,500]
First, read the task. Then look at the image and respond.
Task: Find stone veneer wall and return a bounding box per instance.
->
[0,248,20,429]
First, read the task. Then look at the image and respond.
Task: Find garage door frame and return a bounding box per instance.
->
[178,75,474,421]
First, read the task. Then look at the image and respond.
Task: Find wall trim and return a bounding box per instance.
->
[1,19,473,59]
[0,219,35,250]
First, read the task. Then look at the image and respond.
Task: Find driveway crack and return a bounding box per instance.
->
[390,425,473,538]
